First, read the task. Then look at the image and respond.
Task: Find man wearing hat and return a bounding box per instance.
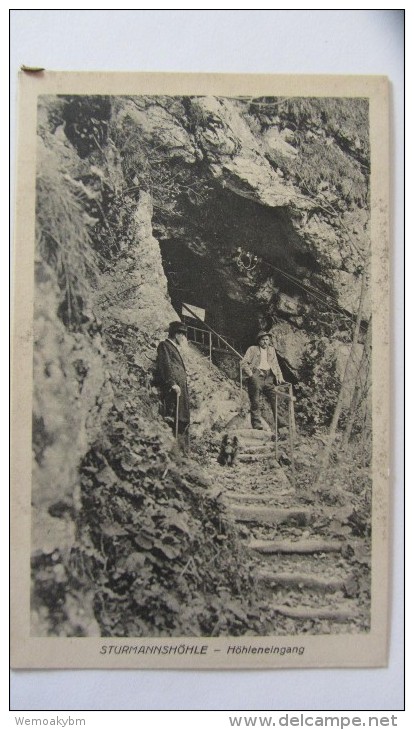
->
[156,321,190,453]
[241,331,285,429]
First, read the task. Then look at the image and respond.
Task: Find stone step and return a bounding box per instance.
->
[236,453,287,465]
[248,538,343,555]
[225,492,294,504]
[228,428,273,441]
[237,453,269,464]
[230,505,311,526]
[237,434,275,443]
[271,604,355,622]
[258,570,348,593]
[238,442,274,454]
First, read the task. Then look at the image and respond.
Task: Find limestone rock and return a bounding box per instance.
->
[116,99,197,164]
[192,97,297,207]
[94,190,177,339]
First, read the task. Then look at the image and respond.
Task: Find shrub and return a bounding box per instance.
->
[296,339,341,433]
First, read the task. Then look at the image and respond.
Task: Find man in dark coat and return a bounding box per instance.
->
[241,330,285,429]
[156,321,190,453]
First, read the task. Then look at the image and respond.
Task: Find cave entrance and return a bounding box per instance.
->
[158,237,256,353]
[154,184,320,356]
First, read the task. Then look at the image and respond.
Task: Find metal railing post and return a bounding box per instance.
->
[288,383,297,438]
[239,362,243,399]
[287,388,296,488]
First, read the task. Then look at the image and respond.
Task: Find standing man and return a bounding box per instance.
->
[156,321,190,453]
[241,330,285,430]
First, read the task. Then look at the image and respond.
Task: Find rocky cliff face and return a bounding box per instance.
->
[30,92,371,636]
[31,259,111,636]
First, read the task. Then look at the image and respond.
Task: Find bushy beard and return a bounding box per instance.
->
[178,338,189,351]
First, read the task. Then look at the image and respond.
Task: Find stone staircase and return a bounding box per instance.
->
[209,421,366,633]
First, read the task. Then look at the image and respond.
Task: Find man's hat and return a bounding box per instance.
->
[257,330,271,343]
[168,320,188,337]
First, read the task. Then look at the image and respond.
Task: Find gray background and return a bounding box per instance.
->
[9,8,404,712]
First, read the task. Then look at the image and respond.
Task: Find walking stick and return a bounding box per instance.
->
[288,383,297,438]
[175,390,180,441]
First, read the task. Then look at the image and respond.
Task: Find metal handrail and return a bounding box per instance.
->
[181,304,296,420]
[181,303,245,397]
[186,323,237,352]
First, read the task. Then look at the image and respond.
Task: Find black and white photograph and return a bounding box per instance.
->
[11,71,390,670]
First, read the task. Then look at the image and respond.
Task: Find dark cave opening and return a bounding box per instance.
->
[198,187,320,274]
[158,237,256,351]
[154,185,320,355]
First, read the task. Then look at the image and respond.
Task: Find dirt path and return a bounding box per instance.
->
[207,426,371,636]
